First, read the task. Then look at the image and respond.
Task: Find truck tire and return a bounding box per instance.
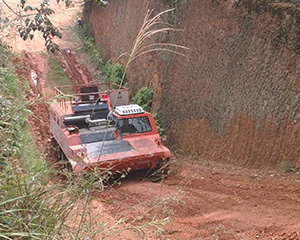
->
[60,150,72,171]
[148,158,170,182]
[52,138,72,171]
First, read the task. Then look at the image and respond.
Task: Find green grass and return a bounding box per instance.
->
[280,161,300,174]
[73,23,104,71]
[19,126,47,177]
[47,54,73,91]
[0,53,56,238]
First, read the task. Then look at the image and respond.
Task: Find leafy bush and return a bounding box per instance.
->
[102,60,126,88]
[280,161,300,174]
[132,87,164,135]
[153,112,165,136]
[132,87,153,112]
[0,42,10,67]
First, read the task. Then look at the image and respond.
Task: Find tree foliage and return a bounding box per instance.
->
[1,0,107,52]
[19,0,65,52]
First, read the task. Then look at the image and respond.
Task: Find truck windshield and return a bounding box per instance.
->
[119,116,152,134]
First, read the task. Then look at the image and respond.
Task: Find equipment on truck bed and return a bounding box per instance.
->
[50,83,171,176]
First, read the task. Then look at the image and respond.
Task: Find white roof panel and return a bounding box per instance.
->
[115,104,144,116]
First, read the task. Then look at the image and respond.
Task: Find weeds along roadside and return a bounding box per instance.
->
[0,43,82,239]
[0,43,60,238]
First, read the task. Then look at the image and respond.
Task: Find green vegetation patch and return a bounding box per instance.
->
[74,23,103,69]
[102,60,126,88]
[132,87,153,112]
[47,54,73,88]
[0,45,62,237]
[0,60,45,174]
[132,87,164,136]
[280,161,300,174]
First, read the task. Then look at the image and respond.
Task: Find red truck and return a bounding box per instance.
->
[50,83,171,176]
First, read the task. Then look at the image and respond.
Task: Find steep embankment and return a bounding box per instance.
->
[84,0,300,169]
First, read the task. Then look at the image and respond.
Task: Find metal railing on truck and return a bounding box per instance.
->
[54,82,129,112]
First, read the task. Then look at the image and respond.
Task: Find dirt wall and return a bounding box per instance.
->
[84,0,300,169]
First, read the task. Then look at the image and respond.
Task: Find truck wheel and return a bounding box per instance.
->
[58,147,63,160]
[149,158,170,182]
[52,138,60,159]
[159,158,171,178]
[60,150,72,171]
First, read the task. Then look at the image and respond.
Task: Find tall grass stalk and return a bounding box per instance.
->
[112,8,189,108]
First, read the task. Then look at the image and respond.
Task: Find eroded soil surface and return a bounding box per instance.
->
[7,1,300,239]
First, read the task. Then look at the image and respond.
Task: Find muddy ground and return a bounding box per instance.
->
[5,1,300,239]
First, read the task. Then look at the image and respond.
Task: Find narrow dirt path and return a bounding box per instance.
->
[8,1,300,239]
[55,48,92,84]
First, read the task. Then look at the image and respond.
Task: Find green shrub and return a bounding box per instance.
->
[280,161,300,174]
[153,112,165,136]
[102,60,126,88]
[0,42,10,67]
[132,87,153,112]
[132,87,164,135]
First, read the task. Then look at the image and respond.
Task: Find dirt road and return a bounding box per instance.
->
[7,1,300,239]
